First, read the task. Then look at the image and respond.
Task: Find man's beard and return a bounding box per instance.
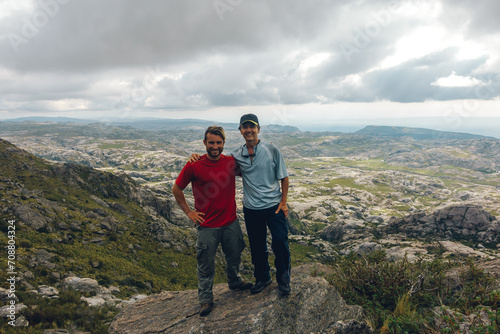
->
[207,148,222,158]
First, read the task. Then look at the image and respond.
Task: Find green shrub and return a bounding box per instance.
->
[120,276,147,289]
[449,258,498,313]
[19,240,33,248]
[18,290,118,334]
[326,251,498,333]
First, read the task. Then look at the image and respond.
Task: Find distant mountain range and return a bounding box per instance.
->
[3,116,499,138]
[300,117,500,139]
[1,116,300,133]
[2,116,96,124]
[356,125,490,140]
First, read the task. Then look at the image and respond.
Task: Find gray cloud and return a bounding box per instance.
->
[0,0,499,115]
[441,0,500,38]
[1,0,341,71]
[358,50,494,102]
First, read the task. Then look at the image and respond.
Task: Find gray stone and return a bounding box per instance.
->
[386,205,499,244]
[0,303,27,318]
[14,315,29,327]
[355,242,383,255]
[0,288,12,302]
[37,285,59,298]
[36,249,57,263]
[62,277,105,294]
[24,271,34,279]
[90,237,106,245]
[101,221,113,231]
[108,265,370,334]
[58,222,69,230]
[319,221,344,243]
[91,195,110,208]
[11,203,50,231]
[111,202,132,216]
[81,296,106,307]
[108,286,121,294]
[329,319,374,334]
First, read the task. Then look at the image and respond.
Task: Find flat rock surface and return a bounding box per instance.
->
[108,265,366,333]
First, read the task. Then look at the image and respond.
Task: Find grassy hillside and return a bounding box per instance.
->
[0,138,199,291]
[0,138,319,332]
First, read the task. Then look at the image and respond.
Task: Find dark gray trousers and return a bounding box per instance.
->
[196,219,246,304]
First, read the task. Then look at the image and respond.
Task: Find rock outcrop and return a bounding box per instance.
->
[108,265,372,334]
[386,205,500,244]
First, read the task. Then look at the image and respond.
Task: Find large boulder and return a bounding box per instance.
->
[11,203,52,231]
[319,221,344,243]
[108,264,372,334]
[386,205,499,244]
[62,277,107,295]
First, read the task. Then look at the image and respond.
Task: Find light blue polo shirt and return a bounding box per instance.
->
[230,141,289,210]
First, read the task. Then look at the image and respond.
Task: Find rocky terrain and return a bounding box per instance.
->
[1,119,500,333]
[108,264,372,334]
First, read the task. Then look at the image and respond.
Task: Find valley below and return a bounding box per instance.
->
[1,120,500,333]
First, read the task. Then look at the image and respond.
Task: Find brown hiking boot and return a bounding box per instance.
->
[199,302,213,316]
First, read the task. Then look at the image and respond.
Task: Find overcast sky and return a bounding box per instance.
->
[0,0,499,130]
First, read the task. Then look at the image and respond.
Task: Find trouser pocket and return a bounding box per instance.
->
[196,241,207,262]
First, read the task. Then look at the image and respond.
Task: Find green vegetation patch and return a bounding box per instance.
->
[289,242,319,266]
[98,142,127,149]
[326,252,500,333]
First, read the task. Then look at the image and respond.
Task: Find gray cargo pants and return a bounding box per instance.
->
[197,219,246,304]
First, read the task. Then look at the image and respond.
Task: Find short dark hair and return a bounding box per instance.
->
[204,125,226,142]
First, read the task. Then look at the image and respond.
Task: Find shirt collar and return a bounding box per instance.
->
[241,140,260,158]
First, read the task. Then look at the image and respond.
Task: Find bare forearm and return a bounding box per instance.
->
[275,177,289,218]
[280,177,289,203]
[172,184,191,215]
[172,183,205,224]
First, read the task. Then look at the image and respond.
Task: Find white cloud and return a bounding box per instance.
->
[0,0,34,20]
[379,25,452,69]
[298,53,331,73]
[431,71,487,87]
[47,99,91,111]
[456,41,487,60]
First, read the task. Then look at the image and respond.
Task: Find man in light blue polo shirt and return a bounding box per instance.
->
[233,113,291,296]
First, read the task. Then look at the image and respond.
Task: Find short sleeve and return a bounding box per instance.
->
[175,163,193,189]
[271,144,289,180]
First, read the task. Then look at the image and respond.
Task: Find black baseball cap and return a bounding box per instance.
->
[239,114,259,129]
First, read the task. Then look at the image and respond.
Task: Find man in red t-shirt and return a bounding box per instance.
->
[172,125,252,316]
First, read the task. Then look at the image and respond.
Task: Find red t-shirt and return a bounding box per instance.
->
[175,154,237,228]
